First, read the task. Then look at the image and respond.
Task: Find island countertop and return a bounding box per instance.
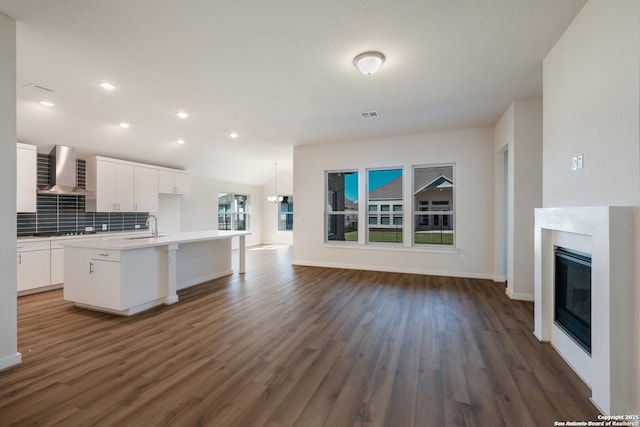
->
[61,230,250,250]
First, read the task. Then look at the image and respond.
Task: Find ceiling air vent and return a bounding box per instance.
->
[360,111,380,119]
[22,83,56,94]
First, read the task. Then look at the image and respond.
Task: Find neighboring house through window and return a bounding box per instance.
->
[413,165,454,245]
[367,168,403,244]
[325,171,358,241]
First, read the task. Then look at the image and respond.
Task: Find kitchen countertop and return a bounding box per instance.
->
[60,230,250,251]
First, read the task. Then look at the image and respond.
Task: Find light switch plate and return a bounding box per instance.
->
[572,156,578,171]
[577,154,584,169]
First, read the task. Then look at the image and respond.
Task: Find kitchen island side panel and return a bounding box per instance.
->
[176,239,232,290]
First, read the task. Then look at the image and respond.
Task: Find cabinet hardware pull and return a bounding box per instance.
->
[18,254,22,264]
[89,262,94,274]
[17,246,24,249]
[98,253,109,257]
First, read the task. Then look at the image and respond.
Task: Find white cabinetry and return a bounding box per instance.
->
[64,248,122,310]
[16,143,37,212]
[17,241,51,292]
[158,169,191,195]
[50,240,65,285]
[134,166,158,212]
[86,158,134,212]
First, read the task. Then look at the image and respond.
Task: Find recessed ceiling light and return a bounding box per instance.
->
[99,82,115,91]
[177,112,189,119]
[229,132,238,138]
[119,122,130,128]
[39,101,54,107]
[177,139,185,145]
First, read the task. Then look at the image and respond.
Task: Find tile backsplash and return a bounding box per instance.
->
[16,155,149,237]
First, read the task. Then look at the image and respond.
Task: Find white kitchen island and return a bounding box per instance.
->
[62,230,249,316]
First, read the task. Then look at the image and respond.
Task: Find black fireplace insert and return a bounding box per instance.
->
[554,246,592,354]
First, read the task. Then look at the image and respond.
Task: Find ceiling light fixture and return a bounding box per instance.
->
[99,82,115,91]
[353,51,385,75]
[39,101,54,107]
[177,139,185,145]
[267,162,283,204]
[119,122,130,128]
[229,132,238,138]
[177,112,189,119]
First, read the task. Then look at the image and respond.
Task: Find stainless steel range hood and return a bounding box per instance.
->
[37,145,93,196]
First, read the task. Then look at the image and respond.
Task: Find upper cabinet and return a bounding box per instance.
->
[158,169,191,195]
[86,156,186,212]
[16,143,37,212]
[134,166,158,213]
[86,158,134,212]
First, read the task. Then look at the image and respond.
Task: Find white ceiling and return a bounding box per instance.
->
[0,0,586,185]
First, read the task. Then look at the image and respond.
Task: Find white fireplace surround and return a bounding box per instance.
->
[534,206,632,415]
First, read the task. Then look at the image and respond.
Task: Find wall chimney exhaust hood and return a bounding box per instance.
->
[37,145,93,196]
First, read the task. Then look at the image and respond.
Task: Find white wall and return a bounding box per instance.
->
[495,99,543,301]
[181,175,263,248]
[293,127,495,278]
[0,12,20,370]
[543,0,639,413]
[262,170,294,245]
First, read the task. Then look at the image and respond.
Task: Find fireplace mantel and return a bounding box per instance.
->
[534,206,632,415]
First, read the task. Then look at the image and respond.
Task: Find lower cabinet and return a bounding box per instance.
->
[64,248,122,311]
[17,241,51,292]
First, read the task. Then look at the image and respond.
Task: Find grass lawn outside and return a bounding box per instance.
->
[342,230,454,245]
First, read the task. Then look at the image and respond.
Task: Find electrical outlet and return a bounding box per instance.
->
[101,224,108,231]
[85,226,93,232]
[577,154,584,169]
[460,254,466,262]
[135,224,140,229]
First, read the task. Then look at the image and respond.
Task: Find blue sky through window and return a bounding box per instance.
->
[344,169,402,202]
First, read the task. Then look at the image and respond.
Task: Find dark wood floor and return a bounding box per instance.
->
[1,245,598,426]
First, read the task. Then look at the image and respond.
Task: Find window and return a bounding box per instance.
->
[413,165,454,245]
[326,171,358,241]
[218,193,250,231]
[367,168,403,243]
[368,205,377,211]
[278,195,293,231]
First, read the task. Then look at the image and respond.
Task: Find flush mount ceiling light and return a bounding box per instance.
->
[99,82,115,91]
[119,122,130,128]
[229,132,238,138]
[177,139,185,145]
[177,112,189,119]
[353,51,385,75]
[39,101,54,107]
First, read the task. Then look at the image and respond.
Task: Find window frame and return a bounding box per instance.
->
[366,166,404,245]
[324,170,359,243]
[218,192,251,231]
[278,195,294,231]
[412,163,456,247]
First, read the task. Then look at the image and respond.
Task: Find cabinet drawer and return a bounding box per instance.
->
[89,249,121,262]
[16,241,50,252]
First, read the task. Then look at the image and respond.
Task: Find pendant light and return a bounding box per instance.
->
[267,163,283,203]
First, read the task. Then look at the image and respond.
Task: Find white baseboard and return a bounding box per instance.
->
[291,259,494,281]
[177,269,233,290]
[492,275,506,283]
[0,352,22,371]
[505,287,534,301]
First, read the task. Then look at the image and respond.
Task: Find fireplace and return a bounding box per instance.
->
[554,247,591,354]
[535,206,633,414]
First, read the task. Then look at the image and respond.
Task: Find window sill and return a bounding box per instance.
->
[323,242,458,255]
